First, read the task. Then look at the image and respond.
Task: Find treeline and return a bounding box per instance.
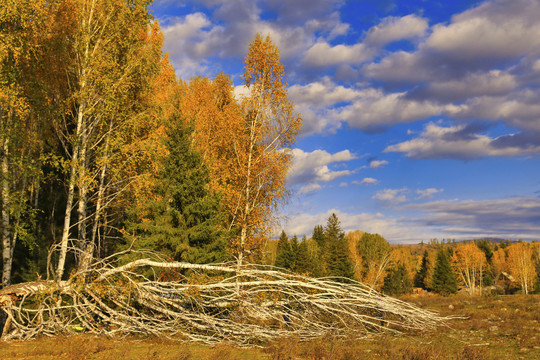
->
[0,0,301,287]
[269,214,540,296]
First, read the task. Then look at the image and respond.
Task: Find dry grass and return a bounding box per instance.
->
[1,294,538,359]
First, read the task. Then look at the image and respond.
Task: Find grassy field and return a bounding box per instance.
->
[0,294,538,359]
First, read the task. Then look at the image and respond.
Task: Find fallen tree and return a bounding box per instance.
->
[1,255,449,346]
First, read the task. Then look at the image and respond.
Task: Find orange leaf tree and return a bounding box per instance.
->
[506,242,536,294]
[229,34,302,265]
[451,242,486,295]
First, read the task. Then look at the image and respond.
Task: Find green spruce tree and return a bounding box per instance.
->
[312,225,325,250]
[125,117,228,264]
[324,213,354,280]
[431,249,458,295]
[382,263,412,296]
[275,230,294,270]
[295,236,312,275]
[414,250,430,289]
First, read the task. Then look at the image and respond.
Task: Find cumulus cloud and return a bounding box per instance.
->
[365,14,428,46]
[354,177,379,185]
[303,42,375,67]
[406,70,518,103]
[287,148,356,193]
[298,183,322,195]
[373,188,408,204]
[369,160,388,168]
[287,79,365,135]
[384,122,540,159]
[416,188,443,199]
[335,90,443,131]
[425,0,540,61]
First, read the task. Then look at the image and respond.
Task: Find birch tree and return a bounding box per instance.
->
[0,0,45,286]
[47,0,162,279]
[229,34,302,265]
[506,242,536,294]
[451,242,486,295]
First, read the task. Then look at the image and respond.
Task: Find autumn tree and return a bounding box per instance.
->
[451,242,486,296]
[356,232,391,288]
[43,0,164,279]
[0,0,47,286]
[228,34,302,266]
[506,242,536,294]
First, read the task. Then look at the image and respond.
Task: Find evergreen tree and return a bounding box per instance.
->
[312,225,325,249]
[125,117,228,264]
[414,250,430,289]
[431,249,458,295]
[324,213,354,280]
[275,230,294,269]
[476,239,493,263]
[290,235,299,268]
[382,263,412,296]
[295,237,312,275]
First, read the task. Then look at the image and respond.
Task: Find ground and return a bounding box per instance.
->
[0,294,538,359]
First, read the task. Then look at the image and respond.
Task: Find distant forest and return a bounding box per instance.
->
[267,215,540,296]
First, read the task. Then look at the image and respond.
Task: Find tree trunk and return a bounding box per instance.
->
[56,102,85,280]
[1,137,11,287]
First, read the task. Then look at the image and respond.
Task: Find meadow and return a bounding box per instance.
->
[0,294,538,360]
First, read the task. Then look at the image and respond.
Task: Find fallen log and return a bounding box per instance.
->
[0,258,450,346]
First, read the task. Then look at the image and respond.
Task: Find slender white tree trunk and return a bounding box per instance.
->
[1,137,11,287]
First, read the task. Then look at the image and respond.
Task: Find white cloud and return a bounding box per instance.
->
[425,0,540,61]
[373,188,408,204]
[280,209,436,244]
[354,177,379,185]
[303,41,375,67]
[416,188,443,199]
[288,148,356,194]
[280,196,540,243]
[298,183,322,195]
[369,160,388,168]
[287,79,366,135]
[385,122,540,159]
[404,196,540,240]
[365,14,428,46]
[335,89,443,130]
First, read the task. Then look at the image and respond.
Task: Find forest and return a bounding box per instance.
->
[1,0,539,348]
[0,0,302,287]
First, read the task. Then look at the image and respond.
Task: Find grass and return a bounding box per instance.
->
[1,294,538,359]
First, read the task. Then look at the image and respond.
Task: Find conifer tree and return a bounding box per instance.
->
[275,230,294,269]
[295,237,312,274]
[125,117,228,264]
[324,213,354,280]
[431,249,458,295]
[414,250,430,289]
[312,225,325,249]
[382,263,412,296]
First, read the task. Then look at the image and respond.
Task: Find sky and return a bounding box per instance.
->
[152,0,540,243]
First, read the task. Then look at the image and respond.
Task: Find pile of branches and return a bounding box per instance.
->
[0,257,448,346]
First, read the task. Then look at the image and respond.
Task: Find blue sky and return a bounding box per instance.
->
[152,0,540,243]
